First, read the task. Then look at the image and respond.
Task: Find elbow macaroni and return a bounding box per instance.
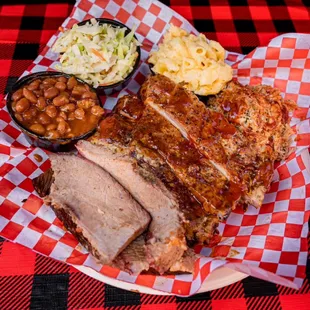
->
[148,25,232,96]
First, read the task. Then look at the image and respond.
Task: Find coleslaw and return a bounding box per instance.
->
[52,19,139,88]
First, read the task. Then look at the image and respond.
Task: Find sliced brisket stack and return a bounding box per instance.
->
[33,154,151,265]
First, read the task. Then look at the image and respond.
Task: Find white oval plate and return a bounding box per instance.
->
[74,265,248,295]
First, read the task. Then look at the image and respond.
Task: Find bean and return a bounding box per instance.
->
[67,77,78,90]
[77,99,96,109]
[60,91,70,98]
[56,116,65,123]
[22,110,32,121]
[12,89,23,101]
[53,94,69,107]
[33,89,43,97]
[37,97,46,110]
[45,105,58,118]
[23,107,37,121]
[40,83,49,90]
[44,87,59,99]
[23,87,37,104]
[91,105,105,117]
[46,123,57,131]
[27,80,40,91]
[57,76,67,83]
[15,113,23,122]
[42,78,56,85]
[57,120,68,135]
[60,103,75,112]
[30,107,38,117]
[58,111,67,120]
[15,98,30,113]
[81,91,97,100]
[74,108,85,120]
[47,130,60,140]
[34,154,43,162]
[72,85,86,97]
[29,124,45,135]
[55,81,66,91]
[67,112,75,121]
[38,112,51,125]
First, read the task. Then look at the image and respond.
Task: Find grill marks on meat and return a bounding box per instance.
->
[36,154,151,265]
[77,140,187,274]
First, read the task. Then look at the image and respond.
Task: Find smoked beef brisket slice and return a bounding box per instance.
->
[33,154,151,265]
[77,140,187,274]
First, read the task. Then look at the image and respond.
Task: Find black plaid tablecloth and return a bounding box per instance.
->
[0,1,309,309]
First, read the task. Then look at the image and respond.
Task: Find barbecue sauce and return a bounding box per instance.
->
[114,95,145,121]
[133,106,240,215]
[99,91,243,217]
[208,110,236,137]
[254,160,274,188]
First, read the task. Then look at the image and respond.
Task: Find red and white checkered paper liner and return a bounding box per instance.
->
[0,0,309,296]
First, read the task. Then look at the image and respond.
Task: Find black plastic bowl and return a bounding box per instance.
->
[75,18,141,96]
[6,71,103,152]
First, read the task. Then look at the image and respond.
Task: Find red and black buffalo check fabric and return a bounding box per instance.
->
[0,0,309,309]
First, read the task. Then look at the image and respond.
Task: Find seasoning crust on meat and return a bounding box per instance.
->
[140,75,295,207]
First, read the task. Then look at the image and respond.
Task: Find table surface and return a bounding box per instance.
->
[0,0,309,309]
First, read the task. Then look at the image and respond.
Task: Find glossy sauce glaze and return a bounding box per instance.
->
[99,96,143,144]
[100,94,242,216]
[133,105,241,216]
[141,76,292,208]
[99,99,220,244]
[10,76,104,140]
[141,75,239,166]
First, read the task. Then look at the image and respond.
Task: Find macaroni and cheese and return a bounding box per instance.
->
[148,26,232,96]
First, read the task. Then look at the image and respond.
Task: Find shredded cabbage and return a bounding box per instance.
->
[52,19,139,87]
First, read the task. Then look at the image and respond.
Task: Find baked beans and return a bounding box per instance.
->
[11,75,104,139]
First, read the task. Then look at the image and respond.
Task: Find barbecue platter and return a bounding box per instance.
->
[8,21,296,277]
